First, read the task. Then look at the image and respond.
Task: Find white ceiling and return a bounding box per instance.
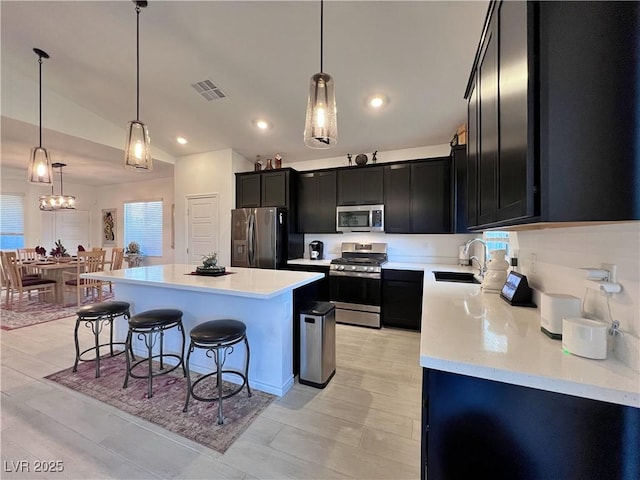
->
[1,1,488,186]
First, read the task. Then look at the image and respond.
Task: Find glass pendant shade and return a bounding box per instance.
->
[38,162,76,211]
[124,120,152,171]
[39,194,76,211]
[28,146,53,184]
[304,72,338,148]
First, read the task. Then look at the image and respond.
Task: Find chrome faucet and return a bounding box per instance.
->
[464,238,488,278]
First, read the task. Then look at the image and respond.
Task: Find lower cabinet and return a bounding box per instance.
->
[421,369,640,480]
[381,269,424,331]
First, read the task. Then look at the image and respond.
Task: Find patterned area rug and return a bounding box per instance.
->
[46,354,274,454]
[0,291,114,330]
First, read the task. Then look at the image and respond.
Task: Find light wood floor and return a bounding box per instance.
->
[1,314,422,479]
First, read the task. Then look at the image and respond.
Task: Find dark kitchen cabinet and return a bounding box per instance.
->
[298,170,337,233]
[235,168,303,259]
[286,263,330,301]
[236,173,261,208]
[236,168,297,210]
[465,1,640,228]
[381,269,423,331]
[451,145,471,233]
[384,158,452,234]
[383,164,412,233]
[337,166,384,206]
[421,369,640,480]
[411,159,451,233]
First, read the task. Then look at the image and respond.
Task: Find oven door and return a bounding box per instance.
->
[329,271,381,327]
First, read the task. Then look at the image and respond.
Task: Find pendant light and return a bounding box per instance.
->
[28,48,54,184]
[124,0,152,171]
[39,163,76,211]
[304,0,338,149]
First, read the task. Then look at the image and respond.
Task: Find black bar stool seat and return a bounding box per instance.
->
[183,319,251,425]
[123,308,186,398]
[73,301,131,378]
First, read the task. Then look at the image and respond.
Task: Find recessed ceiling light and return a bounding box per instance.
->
[176,136,188,145]
[368,94,388,109]
[255,119,270,130]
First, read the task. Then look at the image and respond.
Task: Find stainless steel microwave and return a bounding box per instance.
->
[336,205,384,233]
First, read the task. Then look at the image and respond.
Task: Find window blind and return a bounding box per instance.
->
[124,201,163,257]
[0,193,25,249]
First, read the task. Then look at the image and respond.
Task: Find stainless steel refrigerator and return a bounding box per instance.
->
[231,207,293,269]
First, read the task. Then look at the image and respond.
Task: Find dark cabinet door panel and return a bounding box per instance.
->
[384,164,412,233]
[477,18,498,226]
[361,168,384,204]
[261,171,289,207]
[411,159,452,234]
[337,167,383,206]
[467,82,479,228]
[298,171,336,233]
[496,0,531,222]
[381,269,423,331]
[236,174,261,208]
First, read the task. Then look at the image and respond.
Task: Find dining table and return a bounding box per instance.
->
[20,259,111,305]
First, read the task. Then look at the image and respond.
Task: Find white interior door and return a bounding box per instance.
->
[187,194,219,265]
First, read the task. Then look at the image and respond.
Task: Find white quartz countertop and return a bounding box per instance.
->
[82,264,323,299]
[287,258,332,267]
[418,265,639,408]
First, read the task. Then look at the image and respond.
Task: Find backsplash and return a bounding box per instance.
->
[302,233,476,265]
[514,222,640,371]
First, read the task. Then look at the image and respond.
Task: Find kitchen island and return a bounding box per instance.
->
[82,264,323,396]
[417,265,639,479]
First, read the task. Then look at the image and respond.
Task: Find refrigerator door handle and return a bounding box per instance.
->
[248,212,256,267]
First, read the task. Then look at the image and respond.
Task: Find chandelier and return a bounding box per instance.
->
[39,163,76,211]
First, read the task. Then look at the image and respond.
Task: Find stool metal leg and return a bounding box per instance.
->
[146,330,154,398]
[93,319,101,378]
[182,342,194,413]
[159,330,165,371]
[216,345,224,425]
[109,315,115,357]
[123,328,133,389]
[244,335,252,398]
[72,317,82,372]
[179,322,187,377]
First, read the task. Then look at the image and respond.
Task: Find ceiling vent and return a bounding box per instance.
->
[191,79,227,101]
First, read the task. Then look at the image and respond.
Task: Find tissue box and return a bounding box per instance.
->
[562,317,608,359]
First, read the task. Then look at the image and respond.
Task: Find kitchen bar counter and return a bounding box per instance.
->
[417,265,639,408]
[82,265,323,396]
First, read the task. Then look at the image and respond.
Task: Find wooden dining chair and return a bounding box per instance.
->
[16,247,42,278]
[106,247,125,293]
[1,251,56,310]
[62,250,106,306]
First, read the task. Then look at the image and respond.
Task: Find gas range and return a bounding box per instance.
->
[329,242,387,328]
[329,242,388,274]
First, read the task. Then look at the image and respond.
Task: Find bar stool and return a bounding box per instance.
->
[73,301,131,378]
[123,309,186,398]
[183,319,252,425]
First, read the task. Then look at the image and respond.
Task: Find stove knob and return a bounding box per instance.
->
[338,265,345,271]
[350,265,357,271]
[368,266,374,272]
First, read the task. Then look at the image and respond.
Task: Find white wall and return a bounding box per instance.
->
[2,167,99,248]
[514,223,640,370]
[1,166,176,265]
[93,176,175,266]
[249,144,453,173]
[174,148,252,267]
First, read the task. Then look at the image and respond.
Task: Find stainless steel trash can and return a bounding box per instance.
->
[299,301,336,388]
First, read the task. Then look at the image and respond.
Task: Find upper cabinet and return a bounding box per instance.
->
[236,168,297,210]
[384,158,452,234]
[466,1,640,229]
[298,170,337,233]
[337,166,384,205]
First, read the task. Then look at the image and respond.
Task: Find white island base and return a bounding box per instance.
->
[83,265,323,397]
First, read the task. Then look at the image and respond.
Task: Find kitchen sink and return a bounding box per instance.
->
[433,271,481,284]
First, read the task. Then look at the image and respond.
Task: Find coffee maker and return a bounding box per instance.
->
[309,240,324,260]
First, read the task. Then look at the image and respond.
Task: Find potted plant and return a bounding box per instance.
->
[50,239,72,262]
[124,241,142,267]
